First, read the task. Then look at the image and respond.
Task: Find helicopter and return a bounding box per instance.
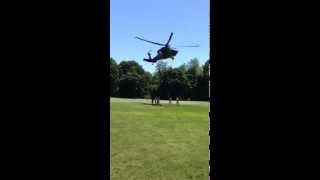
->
[135,32,199,64]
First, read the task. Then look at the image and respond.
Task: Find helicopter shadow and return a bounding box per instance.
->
[141,103,163,106]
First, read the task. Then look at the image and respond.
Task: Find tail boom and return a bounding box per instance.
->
[143,58,157,63]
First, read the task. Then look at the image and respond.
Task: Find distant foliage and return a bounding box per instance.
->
[110,57,209,101]
[110,58,119,96]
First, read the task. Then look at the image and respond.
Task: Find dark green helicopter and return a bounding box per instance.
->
[135,32,199,64]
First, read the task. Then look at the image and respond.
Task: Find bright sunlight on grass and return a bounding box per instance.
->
[110,98,209,180]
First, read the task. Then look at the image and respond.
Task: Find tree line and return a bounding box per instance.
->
[110,57,209,101]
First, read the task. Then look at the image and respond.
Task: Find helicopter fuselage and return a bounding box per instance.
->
[155,47,178,60]
[136,32,197,63]
[143,47,178,63]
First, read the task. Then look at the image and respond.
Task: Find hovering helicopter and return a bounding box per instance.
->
[135,32,199,64]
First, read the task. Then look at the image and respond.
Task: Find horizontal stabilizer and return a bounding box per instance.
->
[143,58,157,63]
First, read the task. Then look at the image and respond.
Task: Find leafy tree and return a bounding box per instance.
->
[110,57,209,101]
[178,63,187,73]
[166,68,187,99]
[117,60,149,98]
[155,61,168,73]
[195,60,209,100]
[184,58,202,99]
[118,73,145,98]
[110,57,119,96]
[203,60,209,77]
[187,58,202,76]
[119,61,145,76]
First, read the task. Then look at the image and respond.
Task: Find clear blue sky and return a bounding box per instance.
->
[111,0,209,73]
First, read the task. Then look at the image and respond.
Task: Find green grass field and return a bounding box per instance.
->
[110,98,209,180]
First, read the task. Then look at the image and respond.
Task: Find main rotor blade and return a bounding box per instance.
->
[166,32,173,45]
[135,36,166,46]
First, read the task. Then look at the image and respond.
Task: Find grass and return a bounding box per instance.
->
[110,98,209,180]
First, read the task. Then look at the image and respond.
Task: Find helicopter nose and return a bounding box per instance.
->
[173,50,178,55]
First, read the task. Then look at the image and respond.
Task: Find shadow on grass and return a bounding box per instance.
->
[141,103,163,106]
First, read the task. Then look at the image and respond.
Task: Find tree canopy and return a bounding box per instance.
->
[109,58,209,101]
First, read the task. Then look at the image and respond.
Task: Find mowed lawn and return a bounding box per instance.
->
[110,98,209,180]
